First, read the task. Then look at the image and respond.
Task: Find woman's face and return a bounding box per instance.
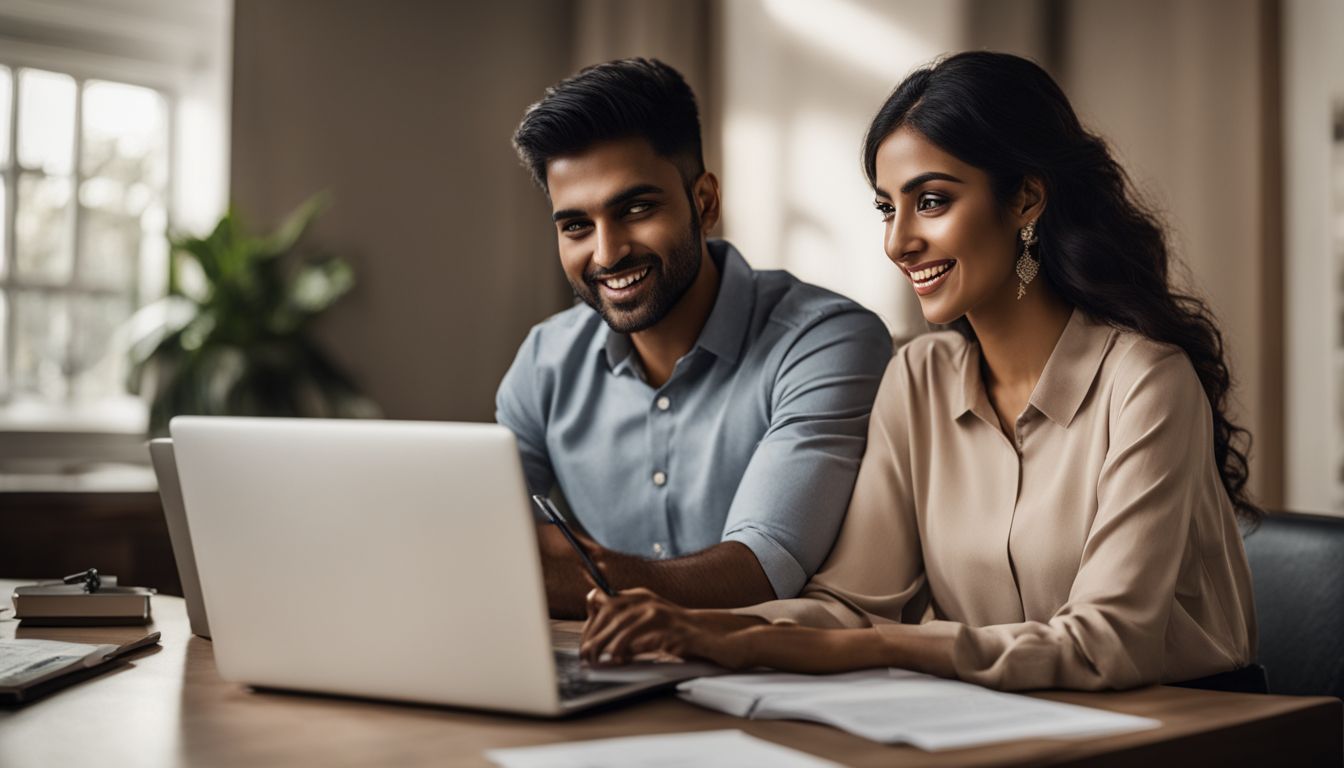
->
[873,126,1023,326]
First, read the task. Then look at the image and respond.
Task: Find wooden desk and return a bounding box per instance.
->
[1,586,1339,767]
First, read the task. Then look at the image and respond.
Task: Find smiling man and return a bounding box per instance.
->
[501,59,891,618]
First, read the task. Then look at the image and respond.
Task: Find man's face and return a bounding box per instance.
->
[546,137,704,334]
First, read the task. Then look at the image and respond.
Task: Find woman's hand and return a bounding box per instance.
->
[580,587,758,670]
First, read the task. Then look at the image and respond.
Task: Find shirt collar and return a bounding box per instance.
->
[601,239,753,374]
[953,308,1114,428]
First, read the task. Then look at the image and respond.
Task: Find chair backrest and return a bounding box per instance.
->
[1242,511,1344,698]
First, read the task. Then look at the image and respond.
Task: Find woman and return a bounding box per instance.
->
[579,51,1258,691]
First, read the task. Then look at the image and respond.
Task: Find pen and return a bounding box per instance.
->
[531,495,616,596]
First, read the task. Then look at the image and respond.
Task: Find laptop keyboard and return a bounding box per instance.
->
[555,651,625,701]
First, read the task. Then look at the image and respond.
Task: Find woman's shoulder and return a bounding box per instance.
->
[876,329,971,402]
[893,328,970,372]
[1098,322,1205,408]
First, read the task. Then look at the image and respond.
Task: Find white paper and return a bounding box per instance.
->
[485,729,842,768]
[0,639,111,687]
[679,669,1160,751]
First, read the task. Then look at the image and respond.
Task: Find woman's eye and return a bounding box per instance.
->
[873,201,894,219]
[917,193,947,212]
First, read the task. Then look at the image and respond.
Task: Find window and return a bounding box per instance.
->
[0,64,170,410]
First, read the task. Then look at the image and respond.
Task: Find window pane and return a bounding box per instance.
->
[0,66,11,168]
[0,182,7,278]
[139,203,169,303]
[82,80,168,188]
[70,294,132,402]
[0,290,8,396]
[11,290,70,400]
[79,181,142,289]
[18,69,75,175]
[15,173,74,281]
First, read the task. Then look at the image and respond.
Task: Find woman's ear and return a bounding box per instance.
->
[1016,175,1047,226]
[693,171,721,233]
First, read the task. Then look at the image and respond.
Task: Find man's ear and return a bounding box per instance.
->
[693,171,721,233]
[1016,175,1047,226]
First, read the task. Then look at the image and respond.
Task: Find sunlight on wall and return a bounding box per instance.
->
[721,0,968,336]
[761,0,945,82]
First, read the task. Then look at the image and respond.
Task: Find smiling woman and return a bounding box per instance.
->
[581,51,1261,693]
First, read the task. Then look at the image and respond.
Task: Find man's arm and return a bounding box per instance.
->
[538,525,774,619]
[716,307,892,599]
[496,326,557,499]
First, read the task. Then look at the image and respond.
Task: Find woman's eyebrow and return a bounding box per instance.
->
[900,171,965,194]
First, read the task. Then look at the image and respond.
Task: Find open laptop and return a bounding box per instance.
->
[166,416,710,716]
[149,438,211,639]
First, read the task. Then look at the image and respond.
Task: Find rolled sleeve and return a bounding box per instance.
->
[720,308,891,598]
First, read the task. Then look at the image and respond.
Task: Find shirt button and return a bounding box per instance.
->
[652,542,665,557]
[652,470,667,487]
[656,396,671,411]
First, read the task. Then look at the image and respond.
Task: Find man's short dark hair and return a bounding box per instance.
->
[512,58,705,192]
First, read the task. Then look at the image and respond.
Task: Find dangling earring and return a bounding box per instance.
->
[1015,220,1040,300]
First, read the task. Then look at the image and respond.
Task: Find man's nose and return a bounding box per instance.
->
[593,223,632,270]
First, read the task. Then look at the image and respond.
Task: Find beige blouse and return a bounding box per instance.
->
[739,309,1256,691]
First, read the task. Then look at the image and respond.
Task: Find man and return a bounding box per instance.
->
[502,58,890,618]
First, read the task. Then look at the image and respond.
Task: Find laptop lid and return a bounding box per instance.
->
[169,417,564,715]
[148,438,211,639]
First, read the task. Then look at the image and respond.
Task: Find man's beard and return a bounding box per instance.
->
[570,214,703,334]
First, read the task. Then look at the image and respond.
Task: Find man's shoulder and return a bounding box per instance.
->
[517,301,606,368]
[751,266,886,338]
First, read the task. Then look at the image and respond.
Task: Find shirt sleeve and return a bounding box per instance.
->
[731,346,926,624]
[720,307,892,599]
[738,345,1223,691]
[495,325,557,497]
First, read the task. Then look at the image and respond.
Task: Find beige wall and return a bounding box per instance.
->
[229,0,1290,507]
[1060,0,1282,507]
[230,0,573,423]
[717,0,971,336]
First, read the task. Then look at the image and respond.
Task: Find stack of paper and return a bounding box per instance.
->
[678,669,1160,751]
[485,729,841,768]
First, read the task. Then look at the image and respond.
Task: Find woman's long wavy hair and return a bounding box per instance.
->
[863,51,1260,523]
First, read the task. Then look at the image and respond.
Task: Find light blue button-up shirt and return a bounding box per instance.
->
[495,240,891,598]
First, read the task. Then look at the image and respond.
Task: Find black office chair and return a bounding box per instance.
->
[1242,511,1344,698]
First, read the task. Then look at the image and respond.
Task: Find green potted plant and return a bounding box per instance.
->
[127,194,380,435]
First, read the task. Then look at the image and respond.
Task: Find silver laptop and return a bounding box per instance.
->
[167,416,707,716]
[149,438,211,639]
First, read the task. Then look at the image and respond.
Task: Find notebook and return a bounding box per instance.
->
[678,669,1161,751]
[0,634,160,704]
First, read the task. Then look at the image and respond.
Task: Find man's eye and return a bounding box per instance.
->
[626,202,654,215]
[561,221,590,234]
[873,201,894,219]
[917,194,947,212]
